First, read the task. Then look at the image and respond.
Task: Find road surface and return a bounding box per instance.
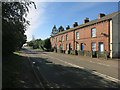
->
[19,47,120,88]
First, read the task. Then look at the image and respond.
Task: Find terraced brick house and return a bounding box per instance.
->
[50,11,120,58]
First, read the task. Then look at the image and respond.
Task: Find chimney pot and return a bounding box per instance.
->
[73,22,78,27]
[98,13,105,19]
[83,17,89,24]
[66,25,70,30]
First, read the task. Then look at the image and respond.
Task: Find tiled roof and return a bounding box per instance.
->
[54,10,120,36]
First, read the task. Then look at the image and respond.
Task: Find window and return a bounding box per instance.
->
[91,28,96,37]
[62,36,64,42]
[99,42,104,52]
[91,42,96,51]
[52,38,54,43]
[66,44,68,50]
[60,44,61,50]
[62,44,64,50]
[56,37,58,42]
[76,32,79,39]
[66,35,68,41]
[56,44,58,49]
[76,42,79,50]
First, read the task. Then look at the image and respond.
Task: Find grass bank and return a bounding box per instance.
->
[2,52,22,88]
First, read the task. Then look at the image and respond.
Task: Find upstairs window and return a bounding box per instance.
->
[66,35,68,41]
[91,28,96,37]
[62,36,64,42]
[76,32,79,40]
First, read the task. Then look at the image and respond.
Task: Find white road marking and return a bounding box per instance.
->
[41,54,120,83]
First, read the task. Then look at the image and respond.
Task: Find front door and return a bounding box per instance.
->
[81,43,84,51]
[69,43,71,50]
[99,42,104,52]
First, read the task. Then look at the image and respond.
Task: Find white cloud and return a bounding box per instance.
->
[25,2,47,41]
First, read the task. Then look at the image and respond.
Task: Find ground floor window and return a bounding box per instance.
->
[56,44,58,49]
[91,42,96,51]
[99,42,104,52]
[62,44,64,50]
[76,42,79,50]
[66,44,68,50]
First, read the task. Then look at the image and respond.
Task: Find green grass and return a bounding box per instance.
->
[13,52,20,55]
[2,52,22,88]
[36,48,44,51]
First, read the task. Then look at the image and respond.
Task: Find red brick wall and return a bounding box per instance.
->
[51,20,110,52]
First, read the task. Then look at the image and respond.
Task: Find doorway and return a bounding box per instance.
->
[81,43,84,51]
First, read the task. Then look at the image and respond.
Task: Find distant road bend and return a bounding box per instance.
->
[19,47,120,88]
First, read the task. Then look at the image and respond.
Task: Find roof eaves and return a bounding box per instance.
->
[53,10,120,37]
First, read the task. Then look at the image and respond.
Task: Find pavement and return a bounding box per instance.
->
[19,47,120,88]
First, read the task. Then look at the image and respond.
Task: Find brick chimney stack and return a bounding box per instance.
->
[66,25,70,30]
[83,17,89,24]
[73,22,78,27]
[98,13,105,19]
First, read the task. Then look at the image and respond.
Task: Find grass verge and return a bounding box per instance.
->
[2,52,22,88]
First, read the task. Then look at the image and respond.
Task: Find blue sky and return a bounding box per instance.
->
[25,1,119,41]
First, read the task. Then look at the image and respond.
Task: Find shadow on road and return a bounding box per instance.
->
[18,48,120,88]
[28,56,119,88]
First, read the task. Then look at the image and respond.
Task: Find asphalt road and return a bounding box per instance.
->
[20,47,120,88]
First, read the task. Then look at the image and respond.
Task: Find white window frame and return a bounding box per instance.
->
[91,28,96,37]
[62,36,64,42]
[56,44,58,49]
[66,44,68,50]
[56,37,58,42]
[52,38,54,43]
[91,42,96,51]
[66,35,68,41]
[76,42,79,50]
[62,44,64,50]
[76,32,79,40]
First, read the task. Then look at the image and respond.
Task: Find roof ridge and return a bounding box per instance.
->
[54,10,120,36]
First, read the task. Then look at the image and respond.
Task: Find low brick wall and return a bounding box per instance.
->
[65,50,70,54]
[70,50,78,55]
[97,51,109,59]
[78,50,92,57]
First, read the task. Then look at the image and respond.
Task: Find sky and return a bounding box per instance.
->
[25,0,119,41]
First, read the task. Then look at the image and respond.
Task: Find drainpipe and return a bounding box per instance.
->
[73,30,75,50]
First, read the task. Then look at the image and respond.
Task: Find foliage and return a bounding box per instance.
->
[2,1,36,55]
[27,41,34,47]
[43,38,51,51]
[51,25,59,36]
[27,38,51,51]
[2,53,21,88]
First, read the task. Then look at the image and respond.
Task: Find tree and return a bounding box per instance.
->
[43,38,51,51]
[51,25,58,36]
[2,1,36,55]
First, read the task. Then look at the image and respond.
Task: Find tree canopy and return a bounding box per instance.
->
[2,1,36,55]
[27,38,51,51]
[51,25,59,36]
